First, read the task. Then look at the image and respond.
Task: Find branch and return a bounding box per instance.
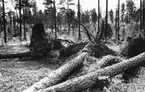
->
[65,13,93,42]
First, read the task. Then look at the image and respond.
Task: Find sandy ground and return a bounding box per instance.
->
[0,44,64,92]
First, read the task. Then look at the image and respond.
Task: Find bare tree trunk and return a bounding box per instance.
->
[118,0,120,42]
[115,9,118,42]
[23,7,27,40]
[37,52,145,92]
[97,0,100,36]
[23,51,89,92]
[2,0,6,43]
[105,0,108,41]
[53,0,57,38]
[140,0,142,31]
[67,0,70,34]
[143,0,145,34]
[78,0,81,40]
[19,0,22,41]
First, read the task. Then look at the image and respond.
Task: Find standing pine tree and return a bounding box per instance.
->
[143,0,145,32]
[77,0,81,40]
[2,0,6,43]
[44,0,57,38]
[125,0,136,23]
[105,0,108,41]
[118,0,120,42]
[67,0,73,34]
[115,8,118,42]
[140,0,143,30]
[91,8,97,33]
[109,9,114,24]
[121,3,125,22]
[98,0,100,35]
[19,0,22,40]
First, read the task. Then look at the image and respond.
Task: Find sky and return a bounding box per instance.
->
[3,0,140,14]
[36,0,140,12]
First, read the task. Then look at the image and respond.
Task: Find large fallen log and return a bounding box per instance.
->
[37,52,145,92]
[0,52,31,59]
[68,55,123,79]
[23,51,90,92]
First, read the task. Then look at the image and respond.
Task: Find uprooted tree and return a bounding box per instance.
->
[23,42,145,92]
[1,21,145,92]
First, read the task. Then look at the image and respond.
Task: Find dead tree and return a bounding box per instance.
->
[36,52,145,92]
[23,51,90,92]
[0,52,30,59]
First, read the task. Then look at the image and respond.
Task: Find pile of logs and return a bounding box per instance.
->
[22,42,145,92]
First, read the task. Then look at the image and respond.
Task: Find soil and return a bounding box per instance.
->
[0,45,64,92]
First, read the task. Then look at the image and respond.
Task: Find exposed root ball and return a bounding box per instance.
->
[121,37,145,58]
[59,42,87,58]
[30,23,53,58]
[59,42,116,58]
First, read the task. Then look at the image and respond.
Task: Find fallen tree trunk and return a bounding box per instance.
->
[23,51,90,92]
[66,55,124,81]
[0,52,31,59]
[37,52,145,92]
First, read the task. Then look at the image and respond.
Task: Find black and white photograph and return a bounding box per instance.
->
[0,0,145,92]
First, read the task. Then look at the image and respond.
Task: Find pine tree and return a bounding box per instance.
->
[126,0,136,22]
[105,0,108,41]
[98,0,100,31]
[109,9,114,24]
[91,8,97,32]
[44,0,57,38]
[77,0,81,40]
[2,0,6,43]
[121,3,125,22]
[118,0,120,42]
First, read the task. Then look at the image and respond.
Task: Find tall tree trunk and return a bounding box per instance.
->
[115,9,118,42]
[67,0,70,34]
[37,52,145,92]
[13,15,16,30]
[23,7,26,40]
[105,0,108,41]
[19,0,22,40]
[143,0,145,34]
[118,0,120,42]
[53,0,57,38]
[78,0,81,40]
[140,0,142,31]
[97,0,100,36]
[2,0,6,43]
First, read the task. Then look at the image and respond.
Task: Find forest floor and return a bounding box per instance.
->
[0,37,145,92]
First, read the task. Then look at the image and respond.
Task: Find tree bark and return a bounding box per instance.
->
[37,52,145,92]
[0,52,30,59]
[68,55,123,79]
[23,52,90,92]
[2,0,6,43]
